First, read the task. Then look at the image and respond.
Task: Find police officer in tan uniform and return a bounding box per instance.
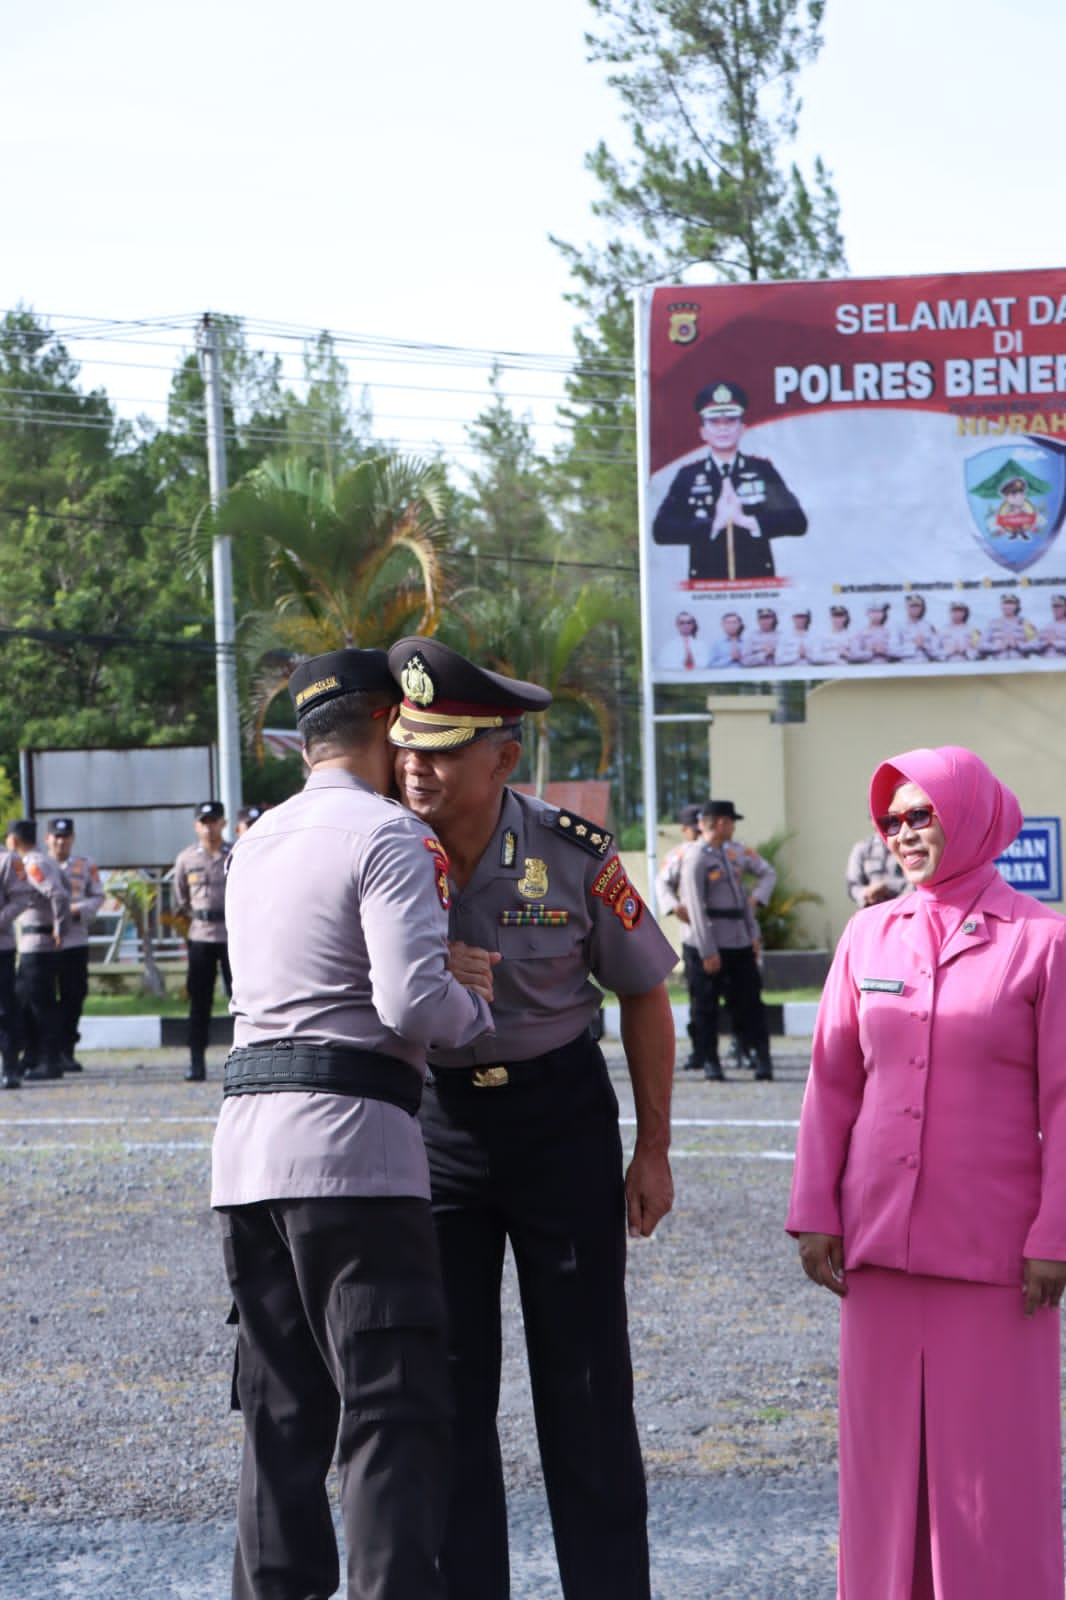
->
[655,803,704,1071]
[173,800,231,1081]
[212,648,495,1600]
[678,800,775,1081]
[0,841,34,1088]
[846,832,906,907]
[6,819,71,1080]
[45,817,104,1073]
[389,635,678,1600]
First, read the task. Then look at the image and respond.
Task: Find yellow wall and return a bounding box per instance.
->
[697,675,1066,950]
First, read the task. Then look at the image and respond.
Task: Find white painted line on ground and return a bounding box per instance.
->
[0,1116,217,1127]
[1,1141,212,1153]
[621,1117,799,1129]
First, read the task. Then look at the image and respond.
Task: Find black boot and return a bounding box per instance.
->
[184,1055,206,1083]
[703,1060,726,1081]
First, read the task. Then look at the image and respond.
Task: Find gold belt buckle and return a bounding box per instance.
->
[471,1065,510,1089]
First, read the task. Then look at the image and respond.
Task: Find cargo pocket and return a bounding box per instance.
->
[336,1280,450,1422]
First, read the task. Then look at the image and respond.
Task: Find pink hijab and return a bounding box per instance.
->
[869,745,1022,909]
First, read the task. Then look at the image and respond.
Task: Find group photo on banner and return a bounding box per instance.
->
[639,268,1066,683]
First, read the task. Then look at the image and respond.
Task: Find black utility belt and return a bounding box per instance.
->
[191,908,226,923]
[223,1042,422,1116]
[20,925,55,935]
[705,907,748,920]
[428,1027,597,1092]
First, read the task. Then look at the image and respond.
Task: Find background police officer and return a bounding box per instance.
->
[655,802,705,1072]
[652,381,807,580]
[389,635,677,1600]
[0,838,34,1088]
[46,817,104,1072]
[173,801,231,1081]
[6,819,71,1080]
[678,800,776,1081]
[212,648,495,1600]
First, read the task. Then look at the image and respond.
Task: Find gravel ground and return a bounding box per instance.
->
[0,1038,845,1599]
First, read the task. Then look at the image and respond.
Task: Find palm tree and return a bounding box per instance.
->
[449,575,630,794]
[187,452,452,753]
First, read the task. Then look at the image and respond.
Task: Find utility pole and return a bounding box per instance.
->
[198,314,243,833]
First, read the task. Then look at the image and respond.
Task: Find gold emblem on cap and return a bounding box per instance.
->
[517,858,548,900]
[401,652,435,707]
[712,384,732,404]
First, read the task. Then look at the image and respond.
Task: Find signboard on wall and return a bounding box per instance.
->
[639,269,1066,683]
[995,816,1062,901]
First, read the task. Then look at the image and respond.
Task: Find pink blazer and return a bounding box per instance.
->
[787,874,1066,1285]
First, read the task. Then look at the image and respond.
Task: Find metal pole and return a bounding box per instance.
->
[632,287,662,915]
[198,314,243,834]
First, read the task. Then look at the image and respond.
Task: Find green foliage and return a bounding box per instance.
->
[751,831,823,950]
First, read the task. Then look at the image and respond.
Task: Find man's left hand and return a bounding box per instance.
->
[624,1141,673,1239]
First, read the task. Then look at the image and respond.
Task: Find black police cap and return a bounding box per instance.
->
[195,801,225,822]
[288,649,399,721]
[49,817,74,836]
[388,636,552,751]
[694,381,749,417]
[702,799,744,821]
[678,804,703,828]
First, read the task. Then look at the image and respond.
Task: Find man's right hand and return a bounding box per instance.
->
[447,941,501,1004]
[702,953,722,975]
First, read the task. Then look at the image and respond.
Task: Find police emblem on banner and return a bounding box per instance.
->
[964,444,1066,573]
[666,301,700,346]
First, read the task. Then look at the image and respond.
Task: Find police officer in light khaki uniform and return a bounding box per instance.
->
[679,800,775,1081]
[389,635,678,1600]
[6,819,71,1080]
[846,832,906,907]
[173,801,231,1081]
[212,648,495,1600]
[0,843,34,1088]
[46,817,104,1072]
[655,803,704,1072]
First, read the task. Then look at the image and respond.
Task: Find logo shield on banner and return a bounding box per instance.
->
[964,443,1066,573]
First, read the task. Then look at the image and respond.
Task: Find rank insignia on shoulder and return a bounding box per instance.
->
[423,838,451,910]
[500,830,517,868]
[551,811,613,858]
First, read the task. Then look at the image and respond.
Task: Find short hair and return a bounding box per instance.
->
[300,688,397,759]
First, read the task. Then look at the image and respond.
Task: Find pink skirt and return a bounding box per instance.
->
[838,1267,1063,1600]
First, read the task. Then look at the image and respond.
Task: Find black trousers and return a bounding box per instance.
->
[16,949,64,1069]
[17,947,87,1069]
[186,939,231,1060]
[683,942,771,1071]
[0,949,18,1076]
[219,1195,450,1600]
[55,945,89,1059]
[421,1034,650,1600]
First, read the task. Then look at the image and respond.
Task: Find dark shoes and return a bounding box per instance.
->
[703,1061,726,1081]
[680,1057,704,1073]
[25,1061,64,1081]
[1,1073,20,1090]
[184,1060,206,1083]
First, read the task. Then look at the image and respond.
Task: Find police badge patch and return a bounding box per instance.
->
[667,301,700,345]
[423,838,451,909]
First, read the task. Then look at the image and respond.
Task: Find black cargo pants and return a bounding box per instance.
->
[219,1195,450,1600]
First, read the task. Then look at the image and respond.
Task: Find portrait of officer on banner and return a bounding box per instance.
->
[652,381,807,582]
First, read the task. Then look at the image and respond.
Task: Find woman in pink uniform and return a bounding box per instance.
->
[788,745,1066,1599]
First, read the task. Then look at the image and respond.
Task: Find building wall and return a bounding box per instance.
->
[701,674,1066,951]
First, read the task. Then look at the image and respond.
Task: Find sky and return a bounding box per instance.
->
[5,0,1066,468]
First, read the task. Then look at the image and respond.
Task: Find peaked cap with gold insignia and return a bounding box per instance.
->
[387,637,552,751]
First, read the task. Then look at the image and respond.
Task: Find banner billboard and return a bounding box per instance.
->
[640,269,1066,682]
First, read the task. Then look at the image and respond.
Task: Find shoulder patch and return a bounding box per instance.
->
[549,810,613,859]
[423,837,451,910]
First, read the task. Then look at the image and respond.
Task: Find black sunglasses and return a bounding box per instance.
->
[876,806,936,838]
